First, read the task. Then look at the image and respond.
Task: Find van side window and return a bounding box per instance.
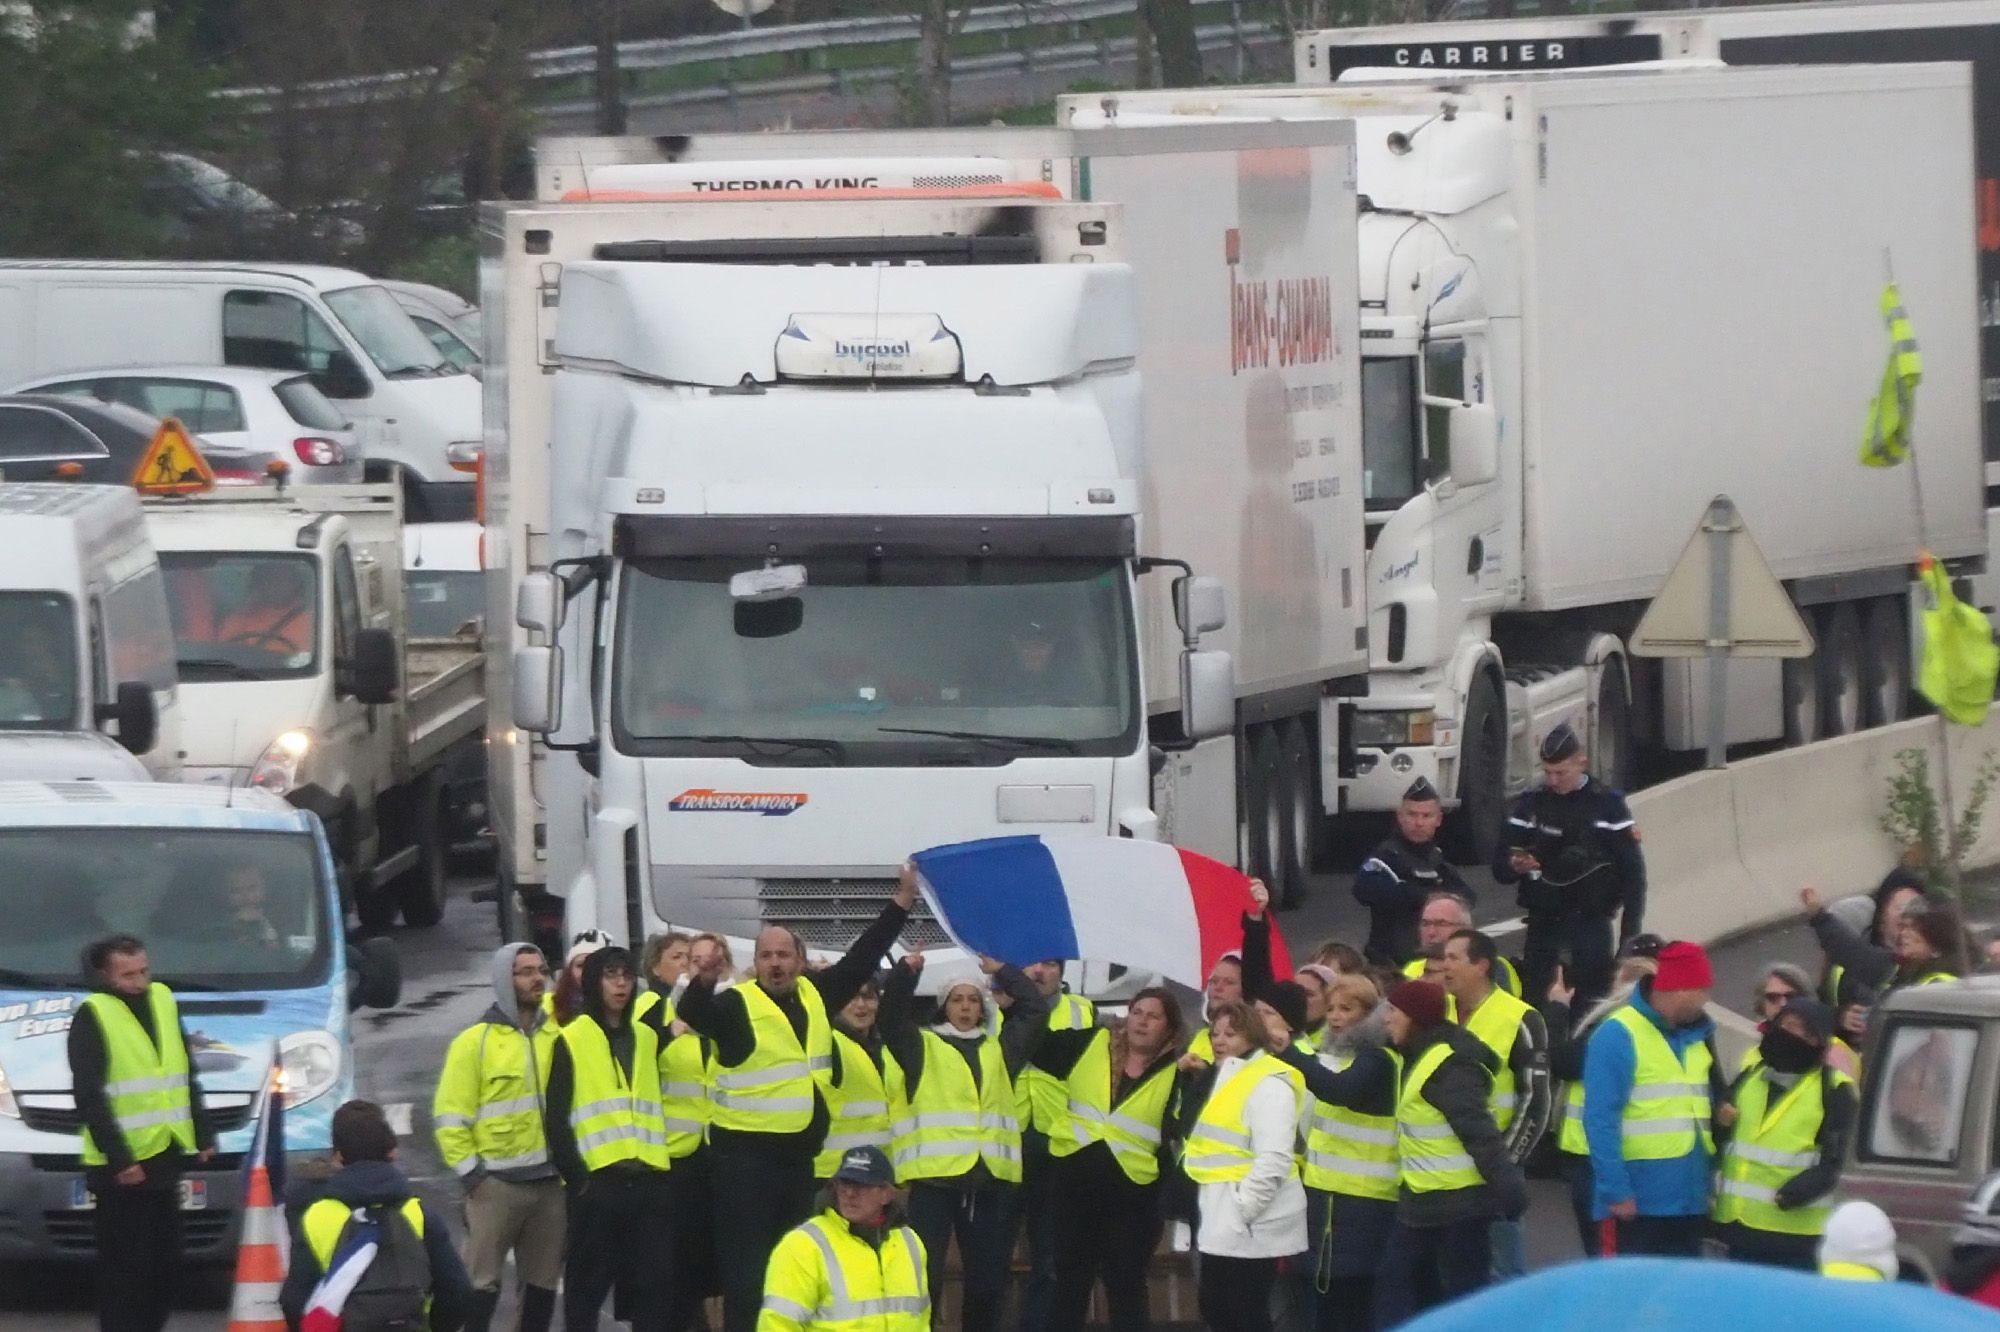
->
[223,292,361,398]
[103,569,179,694]
[332,546,362,660]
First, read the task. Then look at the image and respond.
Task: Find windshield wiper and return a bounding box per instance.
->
[383,363,447,379]
[678,734,847,764]
[177,657,270,680]
[873,727,1078,754]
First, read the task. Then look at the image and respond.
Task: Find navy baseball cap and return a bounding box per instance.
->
[832,1145,895,1185]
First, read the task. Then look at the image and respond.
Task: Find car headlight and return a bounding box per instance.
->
[277,1030,342,1106]
[1351,708,1437,749]
[0,1061,17,1119]
[249,729,314,796]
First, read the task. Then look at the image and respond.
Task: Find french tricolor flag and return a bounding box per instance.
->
[911,836,1289,989]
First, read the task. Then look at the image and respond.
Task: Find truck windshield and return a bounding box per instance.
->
[0,828,328,989]
[322,284,456,380]
[159,553,320,680]
[1362,357,1422,513]
[0,593,77,729]
[614,556,1139,762]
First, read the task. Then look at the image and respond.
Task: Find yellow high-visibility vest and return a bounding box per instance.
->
[1821,1261,1886,1282]
[1048,1028,1175,1186]
[712,979,833,1135]
[1460,987,1531,1132]
[758,1210,929,1332]
[433,1017,559,1180]
[1397,1042,1485,1193]
[1605,1007,1713,1161]
[885,1029,1022,1184]
[1713,1067,1852,1237]
[560,1014,670,1172]
[815,1031,891,1179]
[1015,993,1095,1137]
[1302,1047,1403,1201]
[80,986,195,1167]
[1183,1052,1305,1185]
[304,1196,426,1269]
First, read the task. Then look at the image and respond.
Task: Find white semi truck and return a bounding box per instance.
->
[484,122,1366,961]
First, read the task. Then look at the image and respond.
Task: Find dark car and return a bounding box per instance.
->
[0,394,261,486]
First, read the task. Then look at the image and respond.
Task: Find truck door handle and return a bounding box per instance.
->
[1467,538,1484,576]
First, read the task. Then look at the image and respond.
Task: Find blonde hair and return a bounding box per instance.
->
[689,932,738,973]
[1327,972,1382,1014]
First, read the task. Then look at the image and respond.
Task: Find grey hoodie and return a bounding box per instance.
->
[487,941,549,1033]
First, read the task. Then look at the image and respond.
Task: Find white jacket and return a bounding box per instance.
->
[1194,1055,1309,1259]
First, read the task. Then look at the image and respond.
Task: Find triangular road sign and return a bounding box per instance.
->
[1631,495,1815,658]
[131,417,214,496]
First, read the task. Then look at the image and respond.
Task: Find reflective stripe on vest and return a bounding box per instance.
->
[760,1211,930,1332]
[560,1015,670,1171]
[816,1031,892,1178]
[1048,1028,1174,1186]
[81,986,195,1167]
[660,1029,711,1160]
[1558,1079,1587,1155]
[304,1196,425,1271]
[1183,1052,1305,1184]
[433,1019,559,1178]
[1712,1068,1850,1236]
[1397,1042,1483,1193]
[1302,1047,1402,1201]
[1460,987,1530,1133]
[886,1029,1022,1184]
[1606,1007,1713,1161]
[1015,993,1094,1137]
[712,978,833,1134]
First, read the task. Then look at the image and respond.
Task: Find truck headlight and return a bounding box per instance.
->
[1351,709,1436,749]
[249,729,314,796]
[277,1030,342,1106]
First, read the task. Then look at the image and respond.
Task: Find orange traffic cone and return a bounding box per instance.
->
[226,1153,288,1332]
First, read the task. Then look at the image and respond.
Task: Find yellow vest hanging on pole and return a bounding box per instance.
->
[1860,282,1922,468]
[1918,558,1998,726]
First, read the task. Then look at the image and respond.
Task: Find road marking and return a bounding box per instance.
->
[385,1102,415,1136]
[1485,916,1526,937]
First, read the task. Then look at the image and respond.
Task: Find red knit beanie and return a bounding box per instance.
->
[1387,979,1448,1028]
[1654,941,1714,992]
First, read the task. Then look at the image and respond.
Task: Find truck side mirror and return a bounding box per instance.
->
[343,627,400,705]
[347,936,401,1011]
[1449,405,1499,487]
[516,572,562,636]
[1179,648,1233,741]
[512,644,561,734]
[97,681,157,755]
[1173,575,1228,640]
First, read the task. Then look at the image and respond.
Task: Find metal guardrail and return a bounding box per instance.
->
[222,0,1266,114]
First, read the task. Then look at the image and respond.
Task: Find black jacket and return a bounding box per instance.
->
[1715,1064,1858,1213]
[66,984,214,1185]
[1395,1025,1527,1227]
[278,1159,472,1332]
[1493,776,1646,940]
[1352,835,1472,964]
[544,950,649,1187]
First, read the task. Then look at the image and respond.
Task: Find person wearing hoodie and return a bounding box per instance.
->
[544,946,676,1332]
[1375,980,1525,1328]
[1711,997,1857,1271]
[759,1145,929,1332]
[281,1099,473,1332]
[881,950,1049,1332]
[1944,1170,2000,1307]
[433,943,563,1332]
[1818,1200,1900,1281]
[1273,973,1400,1332]
[1582,940,1726,1257]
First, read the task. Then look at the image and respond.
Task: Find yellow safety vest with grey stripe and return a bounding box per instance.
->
[433,1015,559,1180]
[305,1196,426,1270]
[560,1014,670,1171]
[1015,993,1094,1136]
[816,1031,892,1179]
[1302,1047,1403,1201]
[759,1210,929,1332]
[1183,1052,1306,1184]
[80,986,196,1167]
[1712,1066,1852,1236]
[634,990,711,1159]
[1396,1042,1483,1193]
[885,1029,1023,1184]
[1605,1006,1713,1160]
[713,979,834,1135]
[1048,1028,1175,1186]
[1460,988,1530,1132]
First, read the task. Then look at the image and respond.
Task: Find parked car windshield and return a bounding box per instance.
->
[0,593,77,729]
[323,284,455,379]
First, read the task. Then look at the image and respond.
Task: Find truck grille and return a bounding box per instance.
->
[758,878,952,952]
[21,1102,253,1138]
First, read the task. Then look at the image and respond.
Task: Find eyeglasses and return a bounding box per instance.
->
[1759,990,1795,1005]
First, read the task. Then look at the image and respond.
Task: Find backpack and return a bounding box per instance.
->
[335,1202,431,1332]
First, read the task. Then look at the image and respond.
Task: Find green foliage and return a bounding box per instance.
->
[1881,745,2000,894]
[386,231,478,303]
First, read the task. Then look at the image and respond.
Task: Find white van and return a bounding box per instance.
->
[0,485,181,778]
[0,263,480,518]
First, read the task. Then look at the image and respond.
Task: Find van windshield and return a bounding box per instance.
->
[160,553,319,680]
[0,828,329,989]
[323,285,457,380]
[0,593,78,729]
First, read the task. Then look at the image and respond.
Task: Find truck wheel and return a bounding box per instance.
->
[1245,726,1294,908]
[390,784,448,928]
[1861,596,1910,726]
[1275,717,1315,909]
[1782,651,1821,746]
[1446,672,1506,867]
[1817,602,1865,737]
[1592,660,1633,792]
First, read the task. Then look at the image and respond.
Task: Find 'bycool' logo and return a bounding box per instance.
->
[669,789,810,816]
[835,340,912,361]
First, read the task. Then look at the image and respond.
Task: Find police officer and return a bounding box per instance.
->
[434,943,563,1332]
[759,1145,930,1332]
[1493,722,1645,1013]
[1012,959,1095,1332]
[67,933,214,1332]
[1354,779,1471,967]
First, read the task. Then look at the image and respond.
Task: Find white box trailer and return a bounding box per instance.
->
[488,122,1364,954]
[1058,65,1984,854]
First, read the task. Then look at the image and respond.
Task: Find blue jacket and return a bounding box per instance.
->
[1582,991,1716,1219]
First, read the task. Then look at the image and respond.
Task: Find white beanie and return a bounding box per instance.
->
[1818,1201,1899,1280]
[566,929,611,966]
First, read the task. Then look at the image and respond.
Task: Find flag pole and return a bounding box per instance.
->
[1886,249,1964,892]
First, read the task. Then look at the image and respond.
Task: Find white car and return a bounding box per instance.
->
[4,365,363,485]
[382,280,480,375]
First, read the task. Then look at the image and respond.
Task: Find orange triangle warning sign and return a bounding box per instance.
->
[132,417,214,495]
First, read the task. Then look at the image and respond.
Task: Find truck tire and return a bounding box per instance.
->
[389,781,448,928]
[1446,671,1506,867]
[1861,596,1910,727]
[1817,602,1865,737]
[1276,717,1316,909]
[1782,651,1821,746]
[1592,661,1633,793]
[1245,726,1294,908]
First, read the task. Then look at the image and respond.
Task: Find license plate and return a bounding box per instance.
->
[70,1178,208,1210]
